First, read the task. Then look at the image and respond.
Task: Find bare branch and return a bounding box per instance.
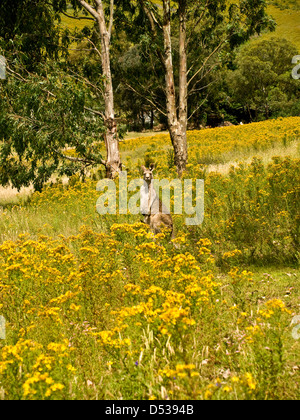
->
[124,82,167,117]
[68,69,104,98]
[84,106,105,119]
[7,64,105,120]
[187,37,227,87]
[187,95,208,121]
[76,0,99,20]
[139,0,158,36]
[188,79,215,95]
[52,147,106,167]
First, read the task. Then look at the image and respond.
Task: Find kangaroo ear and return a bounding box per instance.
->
[141,165,146,172]
[149,163,155,172]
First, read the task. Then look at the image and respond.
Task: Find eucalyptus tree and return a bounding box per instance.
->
[117,0,275,175]
[70,0,122,178]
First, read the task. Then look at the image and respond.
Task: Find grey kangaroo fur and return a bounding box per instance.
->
[140,164,177,245]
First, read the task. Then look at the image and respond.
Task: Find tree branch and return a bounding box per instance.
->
[67,34,102,63]
[124,82,167,117]
[190,63,221,97]
[76,0,99,20]
[187,37,227,87]
[6,66,27,83]
[84,106,105,119]
[61,10,96,21]
[188,79,215,96]
[186,0,209,45]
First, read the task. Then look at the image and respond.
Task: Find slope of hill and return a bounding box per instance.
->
[260,3,300,50]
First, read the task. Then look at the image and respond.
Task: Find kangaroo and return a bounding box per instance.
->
[140,164,176,242]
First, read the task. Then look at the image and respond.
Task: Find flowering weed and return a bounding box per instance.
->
[0,117,299,399]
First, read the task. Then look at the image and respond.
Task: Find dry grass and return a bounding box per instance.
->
[0,176,69,208]
[206,139,300,174]
[0,185,33,207]
[124,131,168,140]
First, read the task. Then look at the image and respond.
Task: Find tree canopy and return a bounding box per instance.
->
[0,59,105,191]
[227,38,300,120]
[0,0,108,190]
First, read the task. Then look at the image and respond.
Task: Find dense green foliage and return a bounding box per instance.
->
[0,60,105,191]
[227,38,300,121]
[0,1,299,401]
[113,0,276,128]
[0,1,107,190]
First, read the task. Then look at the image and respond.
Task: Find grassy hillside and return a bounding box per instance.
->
[0,117,299,400]
[260,3,300,50]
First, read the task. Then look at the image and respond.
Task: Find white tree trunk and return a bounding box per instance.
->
[162,0,188,176]
[77,0,121,178]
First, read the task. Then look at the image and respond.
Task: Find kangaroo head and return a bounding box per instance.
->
[141,164,155,184]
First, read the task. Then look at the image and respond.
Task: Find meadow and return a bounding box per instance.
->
[0,117,299,400]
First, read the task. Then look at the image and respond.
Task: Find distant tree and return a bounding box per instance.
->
[227,38,300,120]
